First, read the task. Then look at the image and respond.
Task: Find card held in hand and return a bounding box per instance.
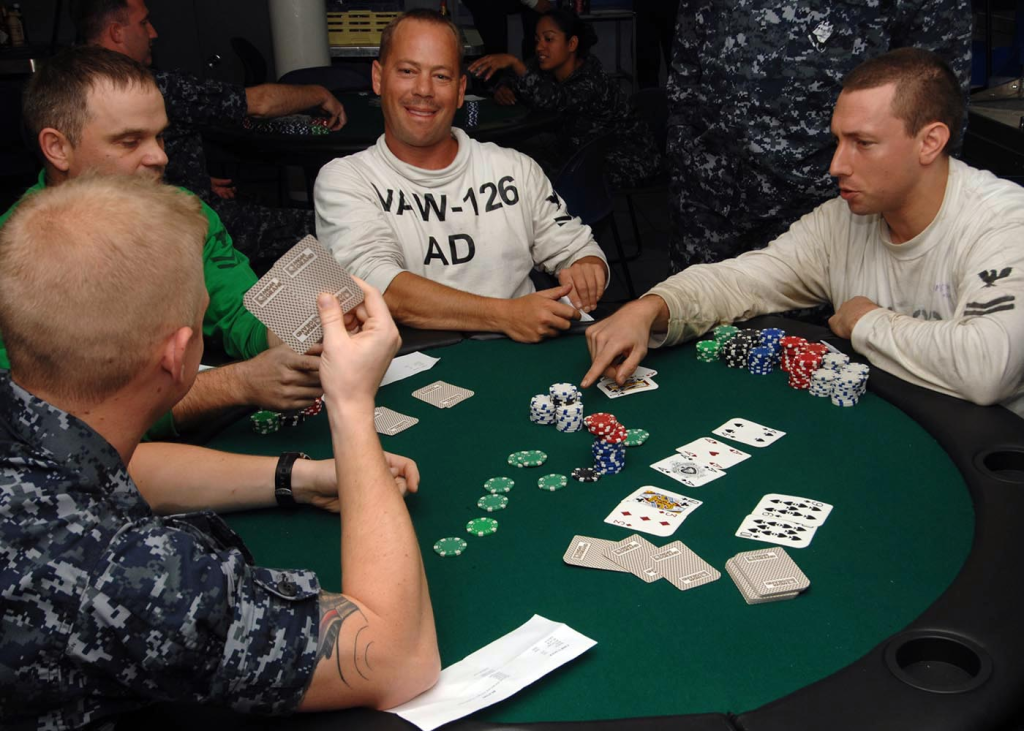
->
[243,236,364,353]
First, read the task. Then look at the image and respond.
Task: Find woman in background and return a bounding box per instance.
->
[469,9,661,189]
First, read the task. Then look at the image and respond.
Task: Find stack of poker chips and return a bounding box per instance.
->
[530,382,584,433]
[747,345,775,375]
[584,412,627,475]
[695,339,721,363]
[808,368,837,397]
[720,329,761,368]
[829,363,870,407]
[713,324,739,343]
[779,336,809,372]
[821,352,851,372]
[465,100,479,127]
[788,350,824,389]
[249,397,324,434]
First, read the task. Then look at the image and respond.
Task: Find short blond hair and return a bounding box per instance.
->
[0,175,208,402]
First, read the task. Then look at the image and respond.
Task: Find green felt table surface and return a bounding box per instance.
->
[209,334,973,722]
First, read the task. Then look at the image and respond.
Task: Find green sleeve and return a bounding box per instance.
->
[198,198,269,359]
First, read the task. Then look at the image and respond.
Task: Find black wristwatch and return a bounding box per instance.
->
[275,452,311,508]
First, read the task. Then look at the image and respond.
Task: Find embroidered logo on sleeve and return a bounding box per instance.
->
[979,267,1012,287]
[965,295,1016,316]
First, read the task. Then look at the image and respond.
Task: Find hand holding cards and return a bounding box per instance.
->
[596,366,658,399]
[243,236,363,353]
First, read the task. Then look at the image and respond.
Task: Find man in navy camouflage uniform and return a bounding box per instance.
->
[665,0,973,273]
[73,0,348,272]
[0,176,439,728]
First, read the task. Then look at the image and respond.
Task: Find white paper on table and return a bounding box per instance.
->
[387,615,596,731]
[558,296,595,322]
[379,352,440,387]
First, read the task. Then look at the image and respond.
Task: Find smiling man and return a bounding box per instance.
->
[582,48,1024,419]
[314,9,609,343]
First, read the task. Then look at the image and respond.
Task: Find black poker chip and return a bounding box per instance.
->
[571,467,600,483]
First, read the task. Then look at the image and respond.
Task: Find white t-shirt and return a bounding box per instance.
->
[647,159,1024,417]
[314,128,607,298]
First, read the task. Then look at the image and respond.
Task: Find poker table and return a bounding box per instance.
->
[143,316,1024,731]
[201,91,558,174]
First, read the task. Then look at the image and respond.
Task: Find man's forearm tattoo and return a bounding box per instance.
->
[317,592,370,685]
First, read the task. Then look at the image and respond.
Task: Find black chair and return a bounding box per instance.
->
[618,87,670,261]
[553,134,636,299]
[230,37,268,86]
[278,64,372,92]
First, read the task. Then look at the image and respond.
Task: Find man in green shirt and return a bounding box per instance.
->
[2,47,323,438]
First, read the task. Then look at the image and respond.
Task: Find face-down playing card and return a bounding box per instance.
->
[243,236,364,353]
[411,380,474,408]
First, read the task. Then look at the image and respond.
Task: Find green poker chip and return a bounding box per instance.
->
[484,476,515,494]
[466,517,499,536]
[250,410,281,435]
[433,537,467,557]
[624,428,650,447]
[507,450,548,468]
[477,494,509,512]
[537,473,568,491]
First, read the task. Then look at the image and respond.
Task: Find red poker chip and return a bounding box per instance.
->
[600,425,629,444]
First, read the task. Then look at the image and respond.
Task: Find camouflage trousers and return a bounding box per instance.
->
[210,199,315,275]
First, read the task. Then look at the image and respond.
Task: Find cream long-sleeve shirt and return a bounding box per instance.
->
[315,128,608,299]
[647,159,1024,417]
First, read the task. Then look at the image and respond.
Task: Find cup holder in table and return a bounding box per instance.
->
[884,631,992,694]
[974,447,1024,484]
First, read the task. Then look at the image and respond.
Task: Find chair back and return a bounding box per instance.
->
[552,134,614,226]
[630,87,668,154]
[278,65,372,92]
[230,37,268,86]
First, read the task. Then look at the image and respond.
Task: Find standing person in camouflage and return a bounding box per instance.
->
[470,9,661,188]
[73,0,348,272]
[665,0,973,273]
[0,175,439,729]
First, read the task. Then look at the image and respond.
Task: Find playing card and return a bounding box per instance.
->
[411,380,474,408]
[712,418,786,448]
[651,541,721,592]
[596,374,659,399]
[729,548,810,597]
[735,514,818,548]
[243,236,364,353]
[562,535,630,573]
[633,366,658,378]
[603,535,662,583]
[750,493,833,528]
[675,437,751,471]
[373,406,419,436]
[649,454,725,488]
[725,559,800,604]
[603,486,702,537]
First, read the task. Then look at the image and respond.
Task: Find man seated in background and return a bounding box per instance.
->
[0,175,439,727]
[315,9,609,344]
[1,47,322,438]
[583,49,1024,419]
[73,0,347,271]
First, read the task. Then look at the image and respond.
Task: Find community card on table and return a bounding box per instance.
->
[243,235,363,353]
[750,493,833,528]
[603,486,701,537]
[649,454,725,488]
[712,418,786,448]
[675,437,750,471]
[412,380,474,408]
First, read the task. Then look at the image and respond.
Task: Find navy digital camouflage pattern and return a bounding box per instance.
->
[155,70,315,272]
[514,55,662,188]
[665,0,973,272]
[0,374,320,729]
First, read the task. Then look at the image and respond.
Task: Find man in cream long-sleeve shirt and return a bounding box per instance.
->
[315,9,609,343]
[583,48,1024,419]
